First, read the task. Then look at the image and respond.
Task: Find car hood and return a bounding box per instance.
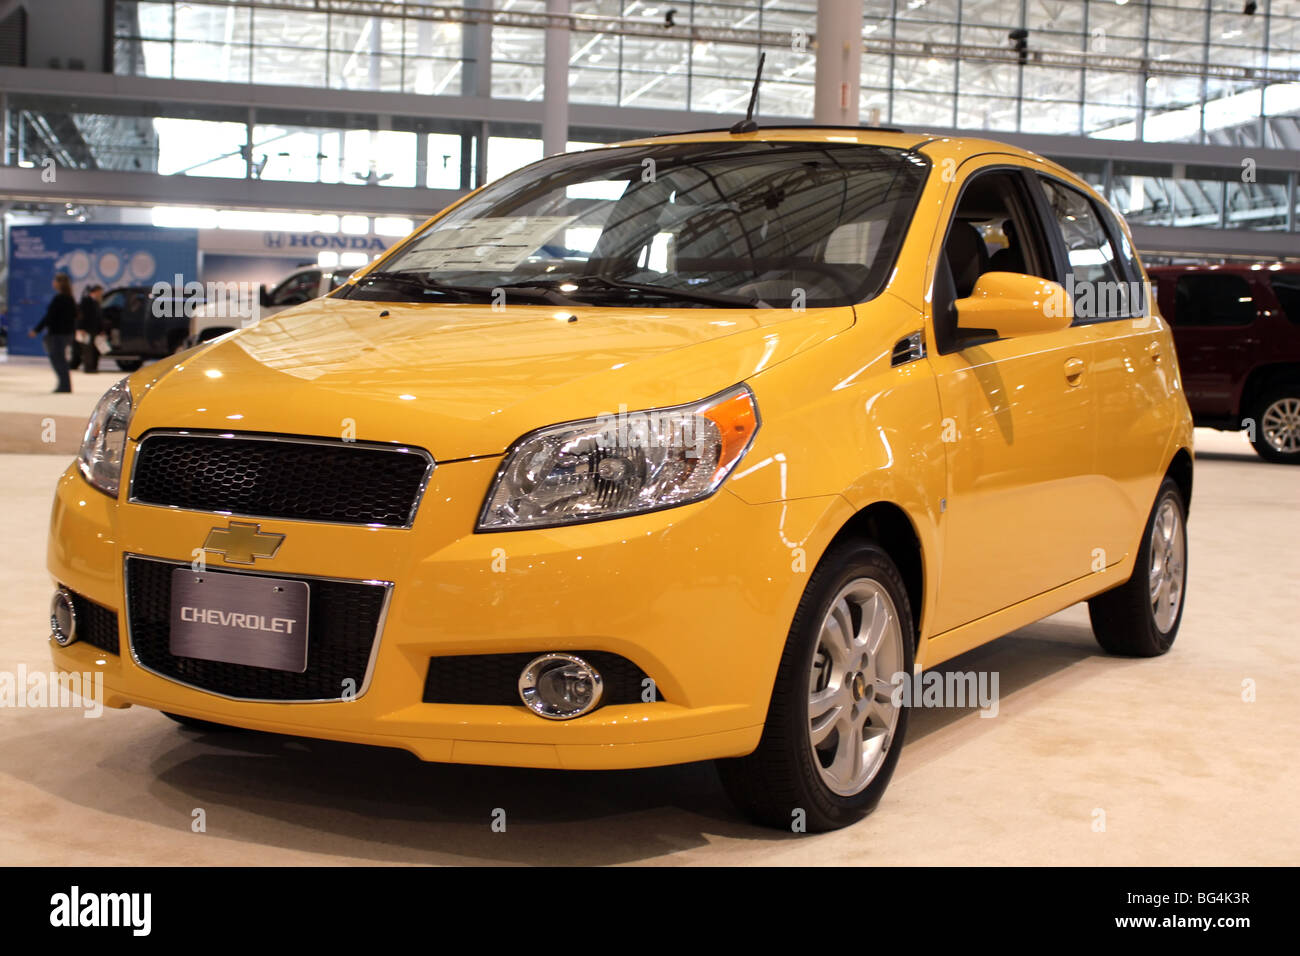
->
[130,296,853,460]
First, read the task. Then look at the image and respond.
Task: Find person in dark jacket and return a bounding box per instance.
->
[75,284,105,373]
[29,273,77,393]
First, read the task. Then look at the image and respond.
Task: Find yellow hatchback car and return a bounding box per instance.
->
[49,127,1193,831]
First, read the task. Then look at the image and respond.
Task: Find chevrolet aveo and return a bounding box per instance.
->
[49,128,1193,831]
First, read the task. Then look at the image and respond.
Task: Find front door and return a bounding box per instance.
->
[925,161,1098,634]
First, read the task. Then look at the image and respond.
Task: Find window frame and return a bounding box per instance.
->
[931,162,1058,355]
[1031,172,1147,324]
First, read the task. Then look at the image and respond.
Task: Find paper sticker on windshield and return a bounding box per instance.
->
[399,216,579,271]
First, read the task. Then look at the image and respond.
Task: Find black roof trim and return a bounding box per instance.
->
[672,123,908,136]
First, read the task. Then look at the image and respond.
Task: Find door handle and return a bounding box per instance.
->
[1064,356,1085,386]
[1147,341,1163,363]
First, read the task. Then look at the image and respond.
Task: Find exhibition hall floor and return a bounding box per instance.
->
[2,358,1296,866]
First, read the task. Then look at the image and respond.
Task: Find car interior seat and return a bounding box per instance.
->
[987,219,1025,274]
[944,220,990,299]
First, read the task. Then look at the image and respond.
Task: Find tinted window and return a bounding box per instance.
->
[1040,177,1138,320]
[270,270,322,306]
[341,142,928,309]
[1269,274,1300,324]
[932,169,1055,353]
[1172,274,1255,326]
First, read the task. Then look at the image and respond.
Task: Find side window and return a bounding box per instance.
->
[1172,274,1255,327]
[934,168,1054,353]
[1039,177,1137,321]
[1102,210,1144,293]
[1269,274,1300,325]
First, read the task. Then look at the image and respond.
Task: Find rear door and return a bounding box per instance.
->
[1162,271,1260,419]
[1040,177,1181,564]
[925,159,1098,634]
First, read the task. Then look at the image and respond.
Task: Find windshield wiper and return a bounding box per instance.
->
[522,275,761,309]
[347,271,579,305]
[349,271,758,308]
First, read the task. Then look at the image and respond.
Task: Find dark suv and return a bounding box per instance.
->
[100,285,190,371]
[1149,264,1300,464]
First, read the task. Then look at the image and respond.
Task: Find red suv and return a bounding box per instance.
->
[1149,264,1300,464]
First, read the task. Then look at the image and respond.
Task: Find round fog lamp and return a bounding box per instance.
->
[50,588,78,647]
[518,653,604,720]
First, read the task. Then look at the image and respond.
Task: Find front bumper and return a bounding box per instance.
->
[47,456,845,769]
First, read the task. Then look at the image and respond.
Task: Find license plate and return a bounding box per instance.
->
[169,569,310,673]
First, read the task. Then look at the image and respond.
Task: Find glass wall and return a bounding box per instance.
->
[113,0,467,94]
[1107,159,1294,231]
[3,95,480,191]
[109,0,1300,146]
[3,0,1289,233]
[3,94,1295,232]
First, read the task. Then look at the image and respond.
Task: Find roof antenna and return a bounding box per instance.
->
[730,51,765,134]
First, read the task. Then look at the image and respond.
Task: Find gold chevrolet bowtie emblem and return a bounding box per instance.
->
[202,521,285,565]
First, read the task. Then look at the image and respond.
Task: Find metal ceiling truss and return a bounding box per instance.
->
[213,0,1300,86]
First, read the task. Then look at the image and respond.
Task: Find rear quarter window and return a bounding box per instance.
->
[1268,274,1300,324]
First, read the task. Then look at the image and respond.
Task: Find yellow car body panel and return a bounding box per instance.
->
[47,128,1193,769]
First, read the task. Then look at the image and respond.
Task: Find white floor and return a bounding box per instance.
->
[1,357,1296,865]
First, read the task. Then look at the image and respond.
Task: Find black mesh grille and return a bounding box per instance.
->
[69,591,120,655]
[422,651,662,706]
[126,557,387,701]
[131,433,430,527]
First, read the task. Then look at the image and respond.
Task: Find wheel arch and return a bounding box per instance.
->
[822,501,925,646]
[1165,446,1193,515]
[1237,363,1300,423]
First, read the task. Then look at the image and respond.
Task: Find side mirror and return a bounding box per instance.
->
[955,272,1073,340]
[258,284,271,307]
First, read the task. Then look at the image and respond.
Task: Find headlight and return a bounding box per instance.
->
[78,378,133,497]
[478,384,759,530]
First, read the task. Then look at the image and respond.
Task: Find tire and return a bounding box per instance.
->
[115,359,143,372]
[1248,386,1300,464]
[1088,477,1188,657]
[163,711,244,733]
[716,540,914,832]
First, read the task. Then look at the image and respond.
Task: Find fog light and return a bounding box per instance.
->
[50,588,77,647]
[518,653,604,720]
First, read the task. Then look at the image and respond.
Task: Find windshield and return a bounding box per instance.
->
[337,141,928,310]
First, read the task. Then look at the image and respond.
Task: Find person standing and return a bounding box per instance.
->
[29,273,78,393]
[76,284,105,373]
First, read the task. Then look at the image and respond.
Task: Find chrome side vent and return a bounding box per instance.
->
[891,331,926,367]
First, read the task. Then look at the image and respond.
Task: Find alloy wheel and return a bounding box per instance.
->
[1147,496,1187,634]
[1261,397,1300,455]
[807,579,904,797]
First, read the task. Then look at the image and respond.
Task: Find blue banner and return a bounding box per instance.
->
[6,224,199,355]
